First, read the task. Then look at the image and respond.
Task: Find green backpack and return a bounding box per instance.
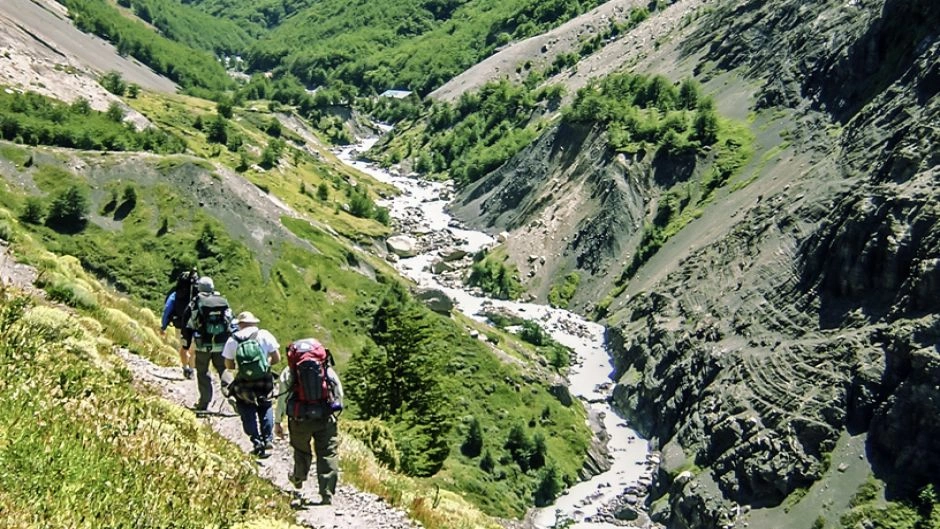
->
[234,331,269,381]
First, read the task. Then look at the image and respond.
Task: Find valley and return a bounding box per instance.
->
[0,0,936,528]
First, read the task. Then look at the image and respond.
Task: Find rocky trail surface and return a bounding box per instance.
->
[120,352,421,529]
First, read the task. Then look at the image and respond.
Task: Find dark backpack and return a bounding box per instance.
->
[286,338,336,420]
[169,270,198,328]
[194,294,231,348]
[234,331,270,381]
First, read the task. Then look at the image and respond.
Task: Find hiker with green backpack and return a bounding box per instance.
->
[187,276,234,412]
[223,311,280,458]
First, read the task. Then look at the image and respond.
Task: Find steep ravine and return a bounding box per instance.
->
[447,0,938,527]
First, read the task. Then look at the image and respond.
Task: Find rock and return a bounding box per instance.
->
[496,231,510,243]
[439,248,469,262]
[549,376,573,406]
[386,235,417,258]
[614,505,639,521]
[414,287,455,315]
[431,259,454,274]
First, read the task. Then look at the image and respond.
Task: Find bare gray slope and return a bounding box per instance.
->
[429,0,706,103]
[0,0,177,94]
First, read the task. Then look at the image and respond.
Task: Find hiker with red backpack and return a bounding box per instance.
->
[188,276,234,412]
[160,268,198,379]
[274,338,343,506]
[223,311,280,458]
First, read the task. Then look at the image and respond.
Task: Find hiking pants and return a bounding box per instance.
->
[235,397,273,451]
[194,350,226,410]
[288,416,339,498]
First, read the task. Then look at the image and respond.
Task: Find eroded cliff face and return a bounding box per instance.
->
[607,0,939,526]
[449,0,937,525]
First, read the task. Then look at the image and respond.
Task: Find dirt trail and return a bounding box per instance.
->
[120,352,420,529]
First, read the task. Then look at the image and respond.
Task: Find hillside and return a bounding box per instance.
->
[0,1,600,526]
[372,0,939,527]
[1,0,937,527]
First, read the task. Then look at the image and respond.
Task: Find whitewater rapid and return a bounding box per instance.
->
[336,139,651,528]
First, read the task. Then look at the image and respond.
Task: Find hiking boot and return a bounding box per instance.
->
[264,439,274,450]
[319,494,332,506]
[288,474,304,490]
[252,445,269,459]
[182,366,194,380]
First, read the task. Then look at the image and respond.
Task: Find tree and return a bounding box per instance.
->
[529,432,547,470]
[534,465,563,507]
[692,103,719,146]
[461,416,483,457]
[505,423,533,471]
[480,449,495,473]
[217,97,234,119]
[317,182,330,201]
[46,185,90,232]
[206,115,227,144]
[126,83,140,98]
[99,71,126,96]
[20,197,45,224]
[106,102,125,123]
[678,78,701,110]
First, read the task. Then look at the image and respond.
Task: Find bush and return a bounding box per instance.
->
[20,197,45,224]
[46,185,90,232]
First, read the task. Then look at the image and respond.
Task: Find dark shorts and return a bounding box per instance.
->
[179,327,194,348]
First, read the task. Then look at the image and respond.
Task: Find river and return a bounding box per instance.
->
[336,138,653,528]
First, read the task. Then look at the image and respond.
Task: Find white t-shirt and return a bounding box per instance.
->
[222,326,280,360]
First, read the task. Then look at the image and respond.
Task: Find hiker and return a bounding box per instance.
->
[187,276,233,411]
[274,338,343,505]
[223,311,280,458]
[160,268,199,379]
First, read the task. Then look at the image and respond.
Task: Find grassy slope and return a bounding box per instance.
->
[0,85,592,520]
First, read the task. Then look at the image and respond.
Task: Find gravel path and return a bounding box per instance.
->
[120,352,422,529]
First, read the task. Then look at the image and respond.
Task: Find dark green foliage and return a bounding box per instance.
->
[479,449,495,473]
[206,115,228,144]
[260,138,285,168]
[99,71,127,96]
[519,320,570,369]
[217,98,234,119]
[316,182,330,201]
[105,103,125,123]
[0,91,184,153]
[228,0,604,97]
[533,465,563,507]
[504,423,533,471]
[467,250,523,299]
[20,197,45,225]
[46,185,90,232]
[345,283,454,476]
[62,0,233,92]
[461,416,484,457]
[547,272,579,308]
[565,72,720,154]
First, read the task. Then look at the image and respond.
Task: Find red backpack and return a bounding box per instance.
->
[286,338,333,419]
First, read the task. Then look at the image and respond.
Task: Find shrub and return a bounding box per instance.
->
[46,185,90,232]
[20,197,45,224]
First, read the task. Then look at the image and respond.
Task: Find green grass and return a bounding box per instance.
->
[548,272,580,308]
[0,289,299,528]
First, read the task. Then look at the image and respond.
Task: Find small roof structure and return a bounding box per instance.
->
[379,89,412,99]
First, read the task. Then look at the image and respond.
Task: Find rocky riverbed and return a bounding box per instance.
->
[337,140,662,529]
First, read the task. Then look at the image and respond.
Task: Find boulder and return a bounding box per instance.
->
[431,259,455,274]
[386,235,417,258]
[497,231,510,243]
[415,288,455,315]
[439,248,469,262]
